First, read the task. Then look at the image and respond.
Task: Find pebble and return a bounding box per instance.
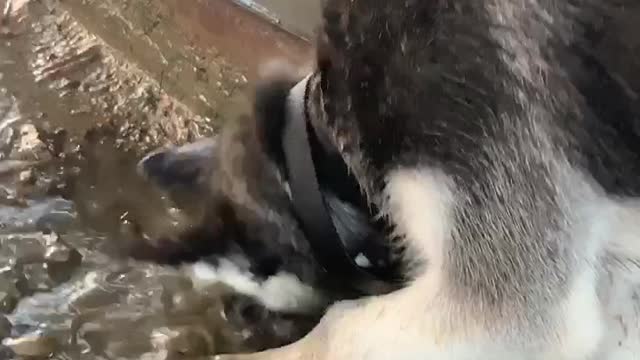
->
[0,315,11,340]
[18,263,54,292]
[0,345,15,359]
[18,168,35,184]
[150,326,214,357]
[42,232,83,283]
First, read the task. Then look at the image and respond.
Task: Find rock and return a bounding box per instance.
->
[35,198,77,233]
[17,124,44,153]
[0,345,15,359]
[0,126,14,150]
[69,285,120,312]
[10,124,51,162]
[5,234,46,264]
[0,186,26,207]
[44,242,72,262]
[17,263,53,293]
[18,168,35,184]
[0,159,36,175]
[3,332,59,357]
[35,210,76,233]
[43,232,83,283]
[0,315,11,340]
[46,247,83,283]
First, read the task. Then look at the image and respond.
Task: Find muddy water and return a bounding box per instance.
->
[0,0,272,358]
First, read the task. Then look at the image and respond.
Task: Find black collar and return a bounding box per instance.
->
[282,74,401,295]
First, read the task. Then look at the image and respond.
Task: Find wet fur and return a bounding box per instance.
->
[132,61,405,349]
[216,0,640,359]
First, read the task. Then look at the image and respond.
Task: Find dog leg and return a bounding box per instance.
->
[213,290,448,360]
[214,270,521,360]
[213,168,616,360]
[213,169,469,360]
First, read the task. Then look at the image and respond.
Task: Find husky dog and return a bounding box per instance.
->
[205,0,640,359]
[136,0,640,358]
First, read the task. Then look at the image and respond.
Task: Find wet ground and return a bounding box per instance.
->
[0,0,302,358]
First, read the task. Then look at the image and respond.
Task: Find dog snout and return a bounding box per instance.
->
[138,151,169,180]
[138,151,202,188]
[137,138,217,190]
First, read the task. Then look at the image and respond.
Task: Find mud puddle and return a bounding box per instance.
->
[0,0,268,358]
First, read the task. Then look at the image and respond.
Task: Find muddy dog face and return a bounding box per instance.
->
[130,63,403,350]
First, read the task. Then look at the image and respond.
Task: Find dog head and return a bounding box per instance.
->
[130,61,403,349]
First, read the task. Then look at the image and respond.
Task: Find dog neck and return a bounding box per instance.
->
[282,74,401,295]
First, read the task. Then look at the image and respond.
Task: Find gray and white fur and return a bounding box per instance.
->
[215,0,640,359]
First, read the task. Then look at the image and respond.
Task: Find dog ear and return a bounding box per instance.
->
[137,137,217,192]
[316,0,349,74]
